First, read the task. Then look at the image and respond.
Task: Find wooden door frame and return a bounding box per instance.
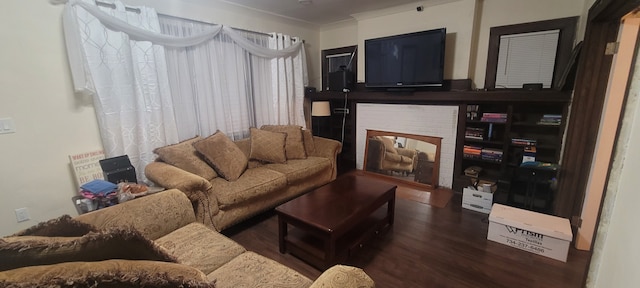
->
[556,0,640,222]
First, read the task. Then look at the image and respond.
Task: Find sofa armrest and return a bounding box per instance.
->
[145,162,221,228]
[75,189,195,240]
[309,265,374,288]
[310,136,342,180]
[396,147,417,158]
[145,162,213,199]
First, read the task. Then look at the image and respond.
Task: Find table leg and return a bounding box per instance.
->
[388,193,396,226]
[278,216,287,253]
[324,235,336,268]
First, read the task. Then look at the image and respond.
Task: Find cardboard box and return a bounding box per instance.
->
[487,204,572,262]
[462,188,493,214]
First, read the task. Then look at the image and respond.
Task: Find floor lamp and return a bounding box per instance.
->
[311,101,331,137]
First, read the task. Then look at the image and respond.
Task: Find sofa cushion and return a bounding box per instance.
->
[212,167,287,209]
[156,223,246,275]
[263,156,331,184]
[261,125,307,159]
[249,127,287,164]
[11,214,97,237]
[0,259,214,288]
[194,131,248,181]
[0,228,176,272]
[385,152,412,164]
[153,136,218,180]
[302,129,316,155]
[207,251,312,288]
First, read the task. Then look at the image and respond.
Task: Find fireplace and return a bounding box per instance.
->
[355,103,459,188]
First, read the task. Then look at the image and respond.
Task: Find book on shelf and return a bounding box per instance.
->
[511,138,537,146]
[537,114,562,125]
[463,144,482,159]
[482,112,508,118]
[481,112,508,123]
[522,146,537,164]
[465,127,484,140]
[481,148,503,162]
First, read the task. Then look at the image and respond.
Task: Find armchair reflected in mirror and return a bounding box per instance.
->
[363,129,442,189]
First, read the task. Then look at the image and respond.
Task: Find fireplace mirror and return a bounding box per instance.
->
[363,129,442,189]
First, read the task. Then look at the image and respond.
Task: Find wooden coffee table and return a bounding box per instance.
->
[276,172,396,270]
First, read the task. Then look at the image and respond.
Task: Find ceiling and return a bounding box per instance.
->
[220,0,424,26]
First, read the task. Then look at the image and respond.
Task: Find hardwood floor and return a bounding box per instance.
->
[224,192,590,288]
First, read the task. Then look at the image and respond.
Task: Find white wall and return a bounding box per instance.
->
[319,0,587,89]
[0,0,319,236]
[0,1,102,236]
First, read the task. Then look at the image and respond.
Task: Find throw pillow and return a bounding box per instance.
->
[301,129,316,156]
[260,125,307,159]
[0,259,215,288]
[11,215,97,237]
[193,131,248,181]
[153,136,218,180]
[0,227,177,272]
[249,128,287,164]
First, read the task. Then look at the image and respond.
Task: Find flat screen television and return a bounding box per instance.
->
[365,28,446,89]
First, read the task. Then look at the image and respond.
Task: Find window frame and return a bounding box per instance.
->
[484,17,578,90]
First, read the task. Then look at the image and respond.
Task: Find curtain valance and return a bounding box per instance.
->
[57,0,303,56]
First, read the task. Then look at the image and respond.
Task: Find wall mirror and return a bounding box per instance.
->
[363,129,442,189]
[485,16,578,89]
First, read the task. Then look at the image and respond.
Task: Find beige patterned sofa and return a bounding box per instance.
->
[0,189,374,287]
[145,126,342,232]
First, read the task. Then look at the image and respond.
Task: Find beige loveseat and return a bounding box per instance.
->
[145,126,342,231]
[0,189,374,287]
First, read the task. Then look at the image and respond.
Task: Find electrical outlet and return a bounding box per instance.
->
[15,208,30,223]
[0,118,16,134]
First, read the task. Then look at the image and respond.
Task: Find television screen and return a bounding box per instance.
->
[365,28,446,88]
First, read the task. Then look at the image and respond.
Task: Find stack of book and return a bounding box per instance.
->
[463,145,482,159]
[481,112,508,123]
[465,127,484,140]
[538,114,562,125]
[511,138,537,146]
[522,146,537,163]
[481,148,503,162]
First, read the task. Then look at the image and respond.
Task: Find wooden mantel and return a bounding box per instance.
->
[307,89,572,104]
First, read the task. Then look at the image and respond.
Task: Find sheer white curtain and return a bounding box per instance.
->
[158,17,308,140]
[159,17,270,140]
[266,34,308,126]
[66,0,178,183]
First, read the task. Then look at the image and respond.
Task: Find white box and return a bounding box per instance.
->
[487,204,572,262]
[462,188,493,214]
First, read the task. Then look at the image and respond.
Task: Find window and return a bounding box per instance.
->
[495,30,560,88]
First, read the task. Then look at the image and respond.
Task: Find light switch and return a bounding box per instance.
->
[0,118,16,134]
